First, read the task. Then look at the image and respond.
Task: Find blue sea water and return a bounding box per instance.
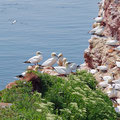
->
[0,0,99,90]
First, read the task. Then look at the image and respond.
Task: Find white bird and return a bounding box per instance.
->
[107,88,118,98]
[115,106,120,113]
[98,81,109,88]
[42,52,58,67]
[116,61,120,68]
[54,62,72,75]
[62,58,79,71]
[62,58,67,67]
[89,69,97,74]
[103,76,113,82]
[97,65,108,71]
[69,62,79,71]
[106,40,118,46]
[94,26,104,36]
[16,71,27,78]
[94,16,103,23]
[24,51,43,65]
[92,22,100,28]
[112,79,120,84]
[116,99,120,104]
[57,53,63,66]
[15,65,41,79]
[89,25,101,34]
[112,84,120,91]
[114,46,120,51]
[12,20,17,24]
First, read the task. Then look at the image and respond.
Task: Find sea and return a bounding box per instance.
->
[0,0,99,90]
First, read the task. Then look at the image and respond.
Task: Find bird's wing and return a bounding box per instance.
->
[57,58,63,66]
[28,56,39,61]
[70,63,77,70]
[54,67,66,74]
[28,55,42,63]
[42,58,53,66]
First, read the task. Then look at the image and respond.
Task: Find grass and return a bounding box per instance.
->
[0,71,117,120]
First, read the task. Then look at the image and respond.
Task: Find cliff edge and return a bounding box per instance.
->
[82,0,120,111]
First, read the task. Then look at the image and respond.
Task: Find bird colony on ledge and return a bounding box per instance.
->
[82,0,120,113]
[16,51,80,79]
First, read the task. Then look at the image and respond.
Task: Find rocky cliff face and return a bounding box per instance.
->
[83,0,120,78]
[82,0,120,111]
[103,0,120,41]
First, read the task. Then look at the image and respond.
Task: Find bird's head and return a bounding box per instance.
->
[65,62,71,67]
[36,51,42,56]
[51,52,57,57]
[63,58,67,63]
[58,53,63,58]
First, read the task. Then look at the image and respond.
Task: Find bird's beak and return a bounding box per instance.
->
[58,56,61,58]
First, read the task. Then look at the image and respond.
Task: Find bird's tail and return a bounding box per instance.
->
[24,61,30,63]
[77,65,80,68]
[15,75,24,78]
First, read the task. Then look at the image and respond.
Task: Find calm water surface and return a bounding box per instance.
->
[0,0,99,90]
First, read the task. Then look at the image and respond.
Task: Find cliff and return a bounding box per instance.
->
[82,0,120,111]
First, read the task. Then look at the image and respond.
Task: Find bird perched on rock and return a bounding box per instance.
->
[68,62,79,71]
[94,16,103,23]
[24,51,43,65]
[114,46,120,51]
[116,60,120,68]
[92,22,100,28]
[57,53,63,66]
[15,65,41,79]
[97,65,108,71]
[61,58,79,71]
[93,26,104,36]
[42,52,58,67]
[62,58,67,67]
[54,62,72,75]
[106,40,118,46]
[16,71,27,79]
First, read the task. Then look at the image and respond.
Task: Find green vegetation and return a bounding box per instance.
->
[0,71,117,120]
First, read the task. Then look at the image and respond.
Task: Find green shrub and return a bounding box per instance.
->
[0,71,117,120]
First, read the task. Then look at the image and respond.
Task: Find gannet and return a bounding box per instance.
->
[106,40,118,46]
[89,25,101,34]
[112,84,120,91]
[68,62,79,71]
[94,26,104,36]
[116,61,120,68]
[92,22,100,28]
[116,99,120,104]
[62,57,79,71]
[102,73,115,82]
[16,71,27,78]
[12,20,17,24]
[54,62,72,75]
[94,16,103,23]
[57,53,63,66]
[112,79,120,84]
[89,69,97,74]
[97,65,108,71]
[62,58,67,67]
[15,65,41,79]
[42,52,58,67]
[108,88,120,98]
[24,51,43,65]
[98,81,109,88]
[115,106,120,113]
[114,46,120,51]
[103,76,113,82]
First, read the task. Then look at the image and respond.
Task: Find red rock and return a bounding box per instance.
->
[6,82,17,89]
[103,0,120,41]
